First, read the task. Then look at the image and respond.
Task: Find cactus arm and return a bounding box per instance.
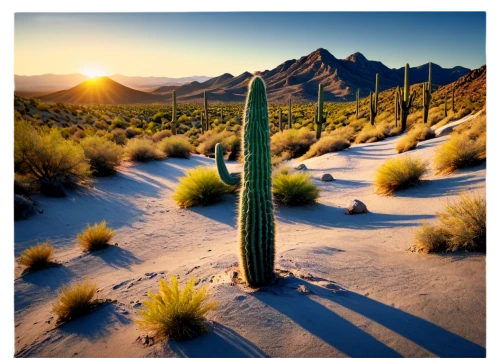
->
[215,143,241,186]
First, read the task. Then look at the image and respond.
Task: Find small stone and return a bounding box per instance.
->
[346,199,368,215]
[320,173,334,181]
[130,301,135,304]
[295,164,307,170]
[297,285,312,294]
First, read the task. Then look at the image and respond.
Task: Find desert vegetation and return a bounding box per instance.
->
[19,241,54,271]
[374,155,428,195]
[395,123,435,153]
[157,136,192,158]
[77,220,115,251]
[272,170,320,206]
[52,279,97,322]
[80,136,123,175]
[124,137,164,162]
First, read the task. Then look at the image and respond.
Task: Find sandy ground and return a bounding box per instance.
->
[14,114,486,357]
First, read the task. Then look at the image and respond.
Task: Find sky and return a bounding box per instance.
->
[14,12,486,78]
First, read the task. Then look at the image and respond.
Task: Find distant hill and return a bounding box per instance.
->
[14,74,88,94]
[39,77,164,105]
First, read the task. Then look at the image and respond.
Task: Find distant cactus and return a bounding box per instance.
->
[356,89,360,119]
[315,83,325,139]
[452,87,455,112]
[171,91,177,135]
[203,91,209,132]
[220,107,223,122]
[215,76,275,287]
[288,97,293,129]
[422,62,433,124]
[444,92,448,117]
[394,86,400,127]
[200,113,204,134]
[397,64,417,131]
[279,109,283,132]
[369,74,379,125]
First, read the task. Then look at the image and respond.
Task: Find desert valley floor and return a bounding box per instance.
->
[14,115,486,357]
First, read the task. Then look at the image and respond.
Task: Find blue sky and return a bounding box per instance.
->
[15,12,486,77]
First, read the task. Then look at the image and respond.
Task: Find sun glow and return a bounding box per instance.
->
[82,65,107,79]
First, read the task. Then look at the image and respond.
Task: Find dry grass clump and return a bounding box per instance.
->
[151,130,172,142]
[301,134,350,160]
[125,137,164,162]
[77,220,115,251]
[413,193,486,252]
[395,135,418,154]
[374,155,428,195]
[173,167,232,208]
[80,136,123,176]
[158,137,192,159]
[355,125,385,144]
[271,128,316,159]
[52,279,97,322]
[434,132,485,174]
[272,171,320,206]
[196,130,235,156]
[395,124,435,154]
[19,241,54,270]
[137,276,218,341]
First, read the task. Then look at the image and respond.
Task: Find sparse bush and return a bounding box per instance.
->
[271,128,316,159]
[374,155,428,195]
[52,279,97,322]
[434,134,485,174]
[301,134,350,160]
[125,138,164,162]
[413,222,450,253]
[80,136,123,176]
[355,125,385,144]
[14,195,35,220]
[395,134,418,154]
[137,276,218,341]
[152,130,172,142]
[19,241,54,270]
[221,135,241,161]
[14,120,91,185]
[173,167,232,208]
[196,129,235,157]
[395,124,435,154]
[158,137,192,159]
[272,172,320,206]
[125,127,142,139]
[77,221,115,251]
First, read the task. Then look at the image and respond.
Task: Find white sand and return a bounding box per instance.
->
[14,114,485,357]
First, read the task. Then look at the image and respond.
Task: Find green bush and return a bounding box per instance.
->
[152,130,172,142]
[272,171,320,206]
[125,138,164,162]
[434,134,485,174]
[271,128,316,159]
[374,155,428,195]
[301,134,350,160]
[80,136,123,176]
[158,136,192,159]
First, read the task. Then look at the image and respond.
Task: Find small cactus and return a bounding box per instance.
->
[279,109,283,132]
[397,64,417,131]
[422,62,432,124]
[215,76,275,287]
[444,92,448,117]
[452,87,455,112]
[171,91,177,135]
[394,86,400,127]
[315,83,325,139]
[369,74,379,125]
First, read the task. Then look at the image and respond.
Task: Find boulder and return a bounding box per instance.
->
[320,173,334,181]
[346,199,367,215]
[295,164,307,170]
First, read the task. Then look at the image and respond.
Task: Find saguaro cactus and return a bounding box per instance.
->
[452,87,455,112]
[422,62,433,124]
[172,91,177,135]
[288,97,292,129]
[397,64,417,131]
[356,89,360,119]
[215,76,275,288]
[369,74,379,125]
[394,86,400,127]
[444,92,448,117]
[278,109,283,132]
[315,83,325,140]
[203,91,209,132]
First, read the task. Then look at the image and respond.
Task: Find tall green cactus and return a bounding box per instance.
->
[203,91,209,132]
[394,86,400,127]
[356,89,360,119]
[288,97,292,129]
[397,63,417,131]
[172,90,177,135]
[278,109,283,132]
[369,74,379,125]
[422,62,433,124]
[215,76,275,287]
[315,83,325,139]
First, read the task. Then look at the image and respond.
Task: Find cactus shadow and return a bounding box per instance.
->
[255,276,485,357]
[275,204,434,229]
[167,322,268,357]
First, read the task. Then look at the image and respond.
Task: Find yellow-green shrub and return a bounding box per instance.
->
[19,241,54,270]
[158,136,192,158]
[374,155,428,195]
[434,134,485,174]
[355,124,385,144]
[301,135,350,159]
[271,128,316,159]
[52,279,97,322]
[77,221,115,251]
[125,138,164,162]
[80,136,123,176]
[272,172,320,205]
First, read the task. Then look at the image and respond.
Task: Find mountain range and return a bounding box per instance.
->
[36,48,471,105]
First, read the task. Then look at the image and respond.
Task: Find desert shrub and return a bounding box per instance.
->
[110,117,126,130]
[272,172,320,206]
[152,130,172,142]
[434,134,485,174]
[80,136,123,176]
[355,125,385,144]
[36,103,50,112]
[395,134,418,154]
[125,127,143,139]
[158,137,192,158]
[301,134,350,160]
[196,129,235,156]
[77,220,115,251]
[14,195,35,220]
[14,120,91,185]
[124,138,164,162]
[19,241,54,270]
[438,193,486,251]
[137,276,218,341]
[221,135,241,161]
[52,279,97,322]
[173,167,232,208]
[271,128,316,158]
[413,222,450,253]
[374,155,428,195]
[110,128,127,145]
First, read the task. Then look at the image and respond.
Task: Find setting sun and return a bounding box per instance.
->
[82,65,107,78]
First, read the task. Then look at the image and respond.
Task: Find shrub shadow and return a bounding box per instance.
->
[92,245,143,270]
[168,322,268,358]
[187,195,239,228]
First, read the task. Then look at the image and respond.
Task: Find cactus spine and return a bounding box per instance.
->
[444,92,448,117]
[171,90,177,135]
[315,83,325,140]
[369,74,379,125]
[422,62,432,124]
[397,63,417,131]
[203,91,209,132]
[215,76,275,287]
[288,97,292,129]
[356,89,360,119]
